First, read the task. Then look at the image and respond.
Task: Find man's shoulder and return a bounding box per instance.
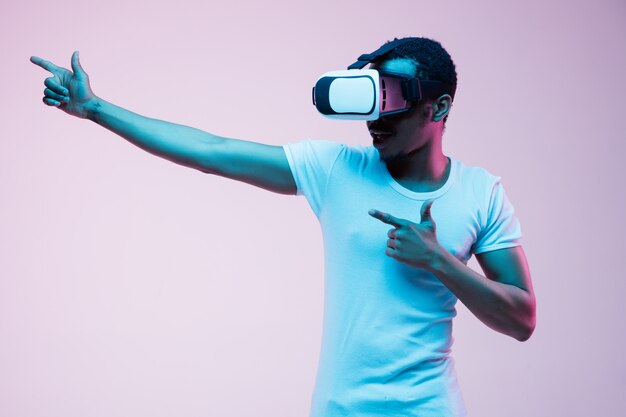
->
[304,139,376,162]
[453,157,501,182]
[451,157,502,197]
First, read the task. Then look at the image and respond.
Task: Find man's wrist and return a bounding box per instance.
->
[84,96,103,122]
[428,245,457,275]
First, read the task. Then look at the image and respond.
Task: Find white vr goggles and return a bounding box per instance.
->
[312,39,456,120]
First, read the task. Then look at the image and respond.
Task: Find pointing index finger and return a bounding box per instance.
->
[30,56,63,73]
[368,209,404,228]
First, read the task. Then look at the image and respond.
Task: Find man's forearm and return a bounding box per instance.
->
[86,97,221,172]
[430,250,535,341]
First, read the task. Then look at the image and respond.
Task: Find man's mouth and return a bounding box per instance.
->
[370,129,393,146]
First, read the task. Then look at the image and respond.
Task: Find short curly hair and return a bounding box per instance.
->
[379,37,458,126]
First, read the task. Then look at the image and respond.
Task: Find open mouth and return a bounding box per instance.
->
[370,130,393,146]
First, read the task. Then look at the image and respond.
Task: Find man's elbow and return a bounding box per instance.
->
[514,295,536,342]
[516,309,536,342]
[515,324,535,342]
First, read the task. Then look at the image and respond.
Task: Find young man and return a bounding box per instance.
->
[31,36,535,417]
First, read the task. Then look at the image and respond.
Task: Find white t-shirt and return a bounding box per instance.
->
[282,139,522,417]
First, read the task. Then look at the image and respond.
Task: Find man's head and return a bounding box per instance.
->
[372,36,457,127]
[367,37,457,161]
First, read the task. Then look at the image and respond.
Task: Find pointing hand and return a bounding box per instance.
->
[368,199,443,271]
[30,51,98,119]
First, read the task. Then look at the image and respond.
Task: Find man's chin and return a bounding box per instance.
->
[376,147,394,162]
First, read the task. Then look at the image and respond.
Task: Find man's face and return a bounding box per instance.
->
[367,57,439,162]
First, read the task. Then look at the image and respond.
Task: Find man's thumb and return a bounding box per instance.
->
[71,51,87,77]
[420,199,435,226]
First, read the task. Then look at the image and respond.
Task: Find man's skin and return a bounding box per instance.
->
[31,51,536,342]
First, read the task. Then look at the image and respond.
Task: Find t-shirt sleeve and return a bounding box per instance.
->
[472,177,523,254]
[282,139,345,217]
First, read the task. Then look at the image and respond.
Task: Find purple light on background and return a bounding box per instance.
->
[2,1,625,416]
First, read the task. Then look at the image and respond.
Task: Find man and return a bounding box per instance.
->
[31,36,536,417]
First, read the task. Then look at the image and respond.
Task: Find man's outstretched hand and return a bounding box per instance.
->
[30,51,98,119]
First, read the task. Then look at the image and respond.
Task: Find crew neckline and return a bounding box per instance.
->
[375,153,458,200]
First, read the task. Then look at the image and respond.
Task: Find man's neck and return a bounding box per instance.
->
[385,142,450,193]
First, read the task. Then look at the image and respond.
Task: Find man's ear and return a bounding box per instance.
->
[431,94,452,122]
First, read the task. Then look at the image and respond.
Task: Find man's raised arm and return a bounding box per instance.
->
[30,51,297,196]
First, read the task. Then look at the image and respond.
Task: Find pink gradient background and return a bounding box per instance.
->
[2,0,625,416]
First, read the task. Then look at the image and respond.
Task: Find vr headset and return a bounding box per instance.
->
[312,38,456,120]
